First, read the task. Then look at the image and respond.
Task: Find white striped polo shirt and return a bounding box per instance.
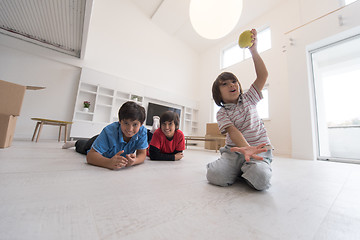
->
[217,84,271,147]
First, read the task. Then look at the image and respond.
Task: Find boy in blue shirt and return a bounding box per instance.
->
[63,101,148,170]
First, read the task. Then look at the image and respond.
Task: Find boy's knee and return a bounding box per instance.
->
[242,162,272,191]
[206,163,235,187]
[206,148,243,187]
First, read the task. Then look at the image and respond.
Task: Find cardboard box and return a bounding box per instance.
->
[0,80,44,148]
[204,123,226,150]
[0,114,17,148]
[0,80,26,116]
[206,123,222,136]
[0,80,27,148]
[204,135,226,150]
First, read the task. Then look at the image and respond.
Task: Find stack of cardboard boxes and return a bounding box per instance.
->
[204,123,226,151]
[0,80,26,148]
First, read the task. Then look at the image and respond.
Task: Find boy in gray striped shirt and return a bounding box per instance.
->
[206,29,273,190]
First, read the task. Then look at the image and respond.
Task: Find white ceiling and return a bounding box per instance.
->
[0,0,285,57]
[0,0,91,57]
[131,0,285,52]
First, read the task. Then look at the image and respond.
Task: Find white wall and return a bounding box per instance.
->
[83,0,199,101]
[286,1,360,160]
[0,45,80,140]
[0,0,200,140]
[197,0,360,158]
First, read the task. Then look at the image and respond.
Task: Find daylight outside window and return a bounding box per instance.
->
[221,27,271,69]
[221,44,243,69]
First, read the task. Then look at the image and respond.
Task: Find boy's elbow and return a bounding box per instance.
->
[86,154,94,165]
[148,149,158,160]
[136,157,146,165]
[259,71,268,82]
[136,150,147,164]
[86,149,97,165]
[149,153,159,161]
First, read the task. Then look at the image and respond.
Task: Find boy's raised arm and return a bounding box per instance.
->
[249,29,268,92]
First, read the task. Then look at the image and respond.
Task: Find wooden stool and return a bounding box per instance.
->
[31,118,73,143]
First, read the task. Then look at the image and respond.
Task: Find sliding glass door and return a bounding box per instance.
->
[310,34,360,161]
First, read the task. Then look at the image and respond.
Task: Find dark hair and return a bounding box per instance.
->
[212,72,243,107]
[160,111,180,130]
[118,101,146,124]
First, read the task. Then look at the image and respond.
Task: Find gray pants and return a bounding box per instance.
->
[206,146,272,190]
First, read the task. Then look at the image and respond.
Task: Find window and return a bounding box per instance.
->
[212,87,269,122]
[221,44,243,70]
[221,27,272,69]
[344,0,358,5]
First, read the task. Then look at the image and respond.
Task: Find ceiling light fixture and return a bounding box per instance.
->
[189,0,243,40]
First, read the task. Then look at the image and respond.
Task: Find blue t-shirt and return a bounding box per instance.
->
[91,122,148,158]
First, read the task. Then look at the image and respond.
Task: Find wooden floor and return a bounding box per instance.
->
[1,140,360,240]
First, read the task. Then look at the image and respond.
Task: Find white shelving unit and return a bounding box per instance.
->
[183,107,199,136]
[191,108,199,135]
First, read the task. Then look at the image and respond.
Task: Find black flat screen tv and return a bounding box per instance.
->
[146,102,181,126]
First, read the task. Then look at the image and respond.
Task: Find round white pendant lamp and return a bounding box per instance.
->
[189,0,243,40]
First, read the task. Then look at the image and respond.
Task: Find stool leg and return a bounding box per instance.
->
[58,125,62,142]
[32,122,40,141]
[36,122,44,142]
[64,124,68,143]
